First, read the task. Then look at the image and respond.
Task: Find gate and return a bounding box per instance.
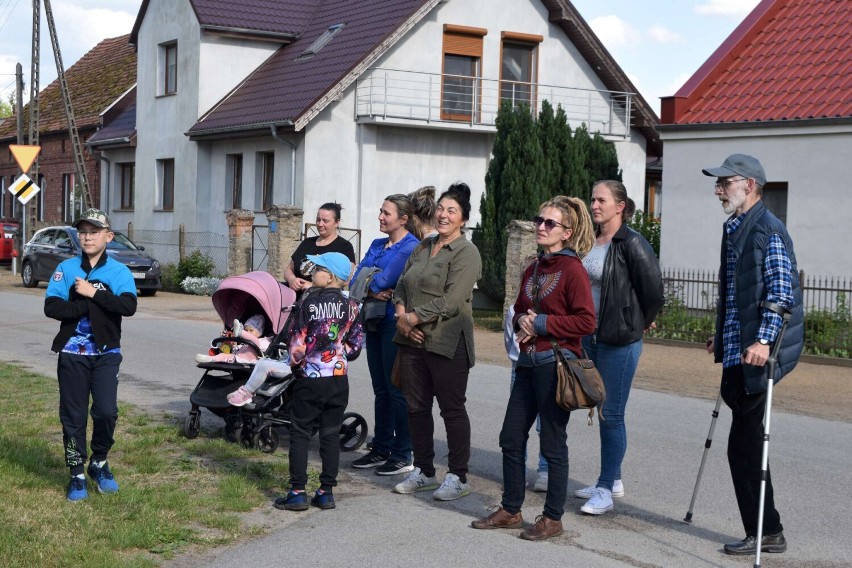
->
[252,224,269,271]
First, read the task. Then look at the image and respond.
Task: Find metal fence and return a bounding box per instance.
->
[130,228,229,276]
[650,268,851,359]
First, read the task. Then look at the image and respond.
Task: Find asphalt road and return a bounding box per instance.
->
[2,289,851,568]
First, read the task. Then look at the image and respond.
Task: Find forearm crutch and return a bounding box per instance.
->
[683,391,723,523]
[754,301,792,568]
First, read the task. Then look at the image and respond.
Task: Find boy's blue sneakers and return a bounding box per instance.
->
[87,461,119,494]
[274,489,308,511]
[67,476,88,502]
[311,489,336,510]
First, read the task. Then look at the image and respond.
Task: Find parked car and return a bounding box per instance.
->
[0,221,20,262]
[20,226,162,296]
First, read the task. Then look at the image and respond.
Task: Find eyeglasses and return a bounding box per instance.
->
[532,216,569,231]
[77,229,108,237]
[714,178,746,191]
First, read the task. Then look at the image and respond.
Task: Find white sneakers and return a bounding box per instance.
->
[532,472,548,492]
[393,468,439,494]
[393,469,470,501]
[433,473,470,501]
[575,479,624,499]
[580,487,614,515]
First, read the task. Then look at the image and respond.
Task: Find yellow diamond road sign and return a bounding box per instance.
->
[9,174,41,205]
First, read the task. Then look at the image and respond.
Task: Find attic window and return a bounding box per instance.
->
[298,24,344,60]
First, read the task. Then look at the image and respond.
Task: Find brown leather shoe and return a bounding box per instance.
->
[519,515,563,541]
[471,507,523,529]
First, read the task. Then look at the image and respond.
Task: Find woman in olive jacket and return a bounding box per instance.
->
[575,180,664,516]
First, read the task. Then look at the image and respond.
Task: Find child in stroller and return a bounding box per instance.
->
[195,314,271,364]
[181,270,368,456]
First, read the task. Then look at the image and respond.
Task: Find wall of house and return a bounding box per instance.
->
[374,0,649,202]
[100,147,137,232]
[197,36,281,115]
[133,0,201,232]
[0,132,100,227]
[659,124,852,277]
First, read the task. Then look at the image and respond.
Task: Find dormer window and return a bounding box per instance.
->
[298,24,344,60]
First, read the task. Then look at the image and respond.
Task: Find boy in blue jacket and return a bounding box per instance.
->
[44,209,137,502]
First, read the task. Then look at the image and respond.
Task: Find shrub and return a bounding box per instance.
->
[178,250,216,281]
[627,210,660,258]
[160,262,182,292]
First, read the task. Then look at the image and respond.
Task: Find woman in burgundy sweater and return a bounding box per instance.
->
[472,195,596,541]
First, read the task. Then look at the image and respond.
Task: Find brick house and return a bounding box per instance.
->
[0,35,136,232]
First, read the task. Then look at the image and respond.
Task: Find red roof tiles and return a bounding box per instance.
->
[0,35,136,140]
[661,0,852,125]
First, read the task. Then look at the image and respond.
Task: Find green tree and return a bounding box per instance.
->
[0,93,13,119]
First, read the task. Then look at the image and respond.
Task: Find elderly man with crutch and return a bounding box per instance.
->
[700,154,804,561]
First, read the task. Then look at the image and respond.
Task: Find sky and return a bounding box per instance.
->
[0,0,762,116]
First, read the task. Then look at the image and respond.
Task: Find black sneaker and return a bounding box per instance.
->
[310,489,336,510]
[375,458,415,476]
[351,449,389,469]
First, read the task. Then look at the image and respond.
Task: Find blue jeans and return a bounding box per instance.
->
[366,319,411,461]
[510,363,547,474]
[582,337,643,492]
[500,360,572,520]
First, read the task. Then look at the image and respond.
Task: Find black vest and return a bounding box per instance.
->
[714,200,804,394]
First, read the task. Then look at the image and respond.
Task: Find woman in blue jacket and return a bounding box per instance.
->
[350,193,429,475]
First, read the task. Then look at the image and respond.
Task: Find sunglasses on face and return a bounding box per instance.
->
[532,216,569,231]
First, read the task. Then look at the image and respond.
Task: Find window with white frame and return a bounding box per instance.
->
[62,173,78,223]
[158,159,175,211]
[36,174,44,221]
[0,177,5,218]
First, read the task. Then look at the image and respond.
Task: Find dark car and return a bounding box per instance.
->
[1,221,20,262]
[20,226,162,296]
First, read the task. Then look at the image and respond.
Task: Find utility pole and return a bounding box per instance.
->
[25,0,40,242]
[15,63,24,259]
[43,0,93,212]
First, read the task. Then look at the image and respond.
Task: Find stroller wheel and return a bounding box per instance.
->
[182,412,201,439]
[339,412,368,452]
[255,425,280,453]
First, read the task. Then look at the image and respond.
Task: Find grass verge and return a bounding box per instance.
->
[0,361,294,567]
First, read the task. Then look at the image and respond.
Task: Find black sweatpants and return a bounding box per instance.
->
[57,352,122,475]
[721,365,783,537]
[288,375,349,491]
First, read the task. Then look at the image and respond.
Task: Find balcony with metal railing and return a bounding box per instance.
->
[354,68,634,138]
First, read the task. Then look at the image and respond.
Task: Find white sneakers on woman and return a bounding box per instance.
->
[574,478,624,499]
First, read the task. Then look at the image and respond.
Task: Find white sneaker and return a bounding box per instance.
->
[233,318,244,337]
[532,472,548,492]
[575,479,624,499]
[433,473,470,501]
[580,487,614,515]
[195,354,213,363]
[393,468,439,494]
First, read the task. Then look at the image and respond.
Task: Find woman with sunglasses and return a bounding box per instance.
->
[472,196,596,541]
[283,203,356,298]
[574,180,663,516]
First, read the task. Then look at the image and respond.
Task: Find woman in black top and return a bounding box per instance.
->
[283,203,356,296]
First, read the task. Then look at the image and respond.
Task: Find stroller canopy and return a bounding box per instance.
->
[211,271,296,335]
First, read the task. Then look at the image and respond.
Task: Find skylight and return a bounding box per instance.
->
[298,24,345,60]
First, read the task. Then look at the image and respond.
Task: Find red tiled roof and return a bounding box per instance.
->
[188,0,432,136]
[0,35,136,141]
[661,0,852,125]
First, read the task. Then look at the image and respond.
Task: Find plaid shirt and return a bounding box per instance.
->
[722,210,794,368]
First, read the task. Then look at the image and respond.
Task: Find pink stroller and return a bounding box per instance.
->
[180,271,367,453]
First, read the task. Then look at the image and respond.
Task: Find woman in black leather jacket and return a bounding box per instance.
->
[574,180,664,516]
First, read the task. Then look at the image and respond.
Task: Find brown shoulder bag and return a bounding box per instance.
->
[550,339,606,425]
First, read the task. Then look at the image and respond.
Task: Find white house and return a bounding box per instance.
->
[658,0,852,277]
[93,0,660,266]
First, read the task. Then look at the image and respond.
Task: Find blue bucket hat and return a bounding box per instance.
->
[306,252,351,282]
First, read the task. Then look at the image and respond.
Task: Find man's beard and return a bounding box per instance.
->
[722,187,746,214]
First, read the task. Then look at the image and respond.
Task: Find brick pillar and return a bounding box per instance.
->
[503,220,538,315]
[266,205,304,281]
[227,209,256,276]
